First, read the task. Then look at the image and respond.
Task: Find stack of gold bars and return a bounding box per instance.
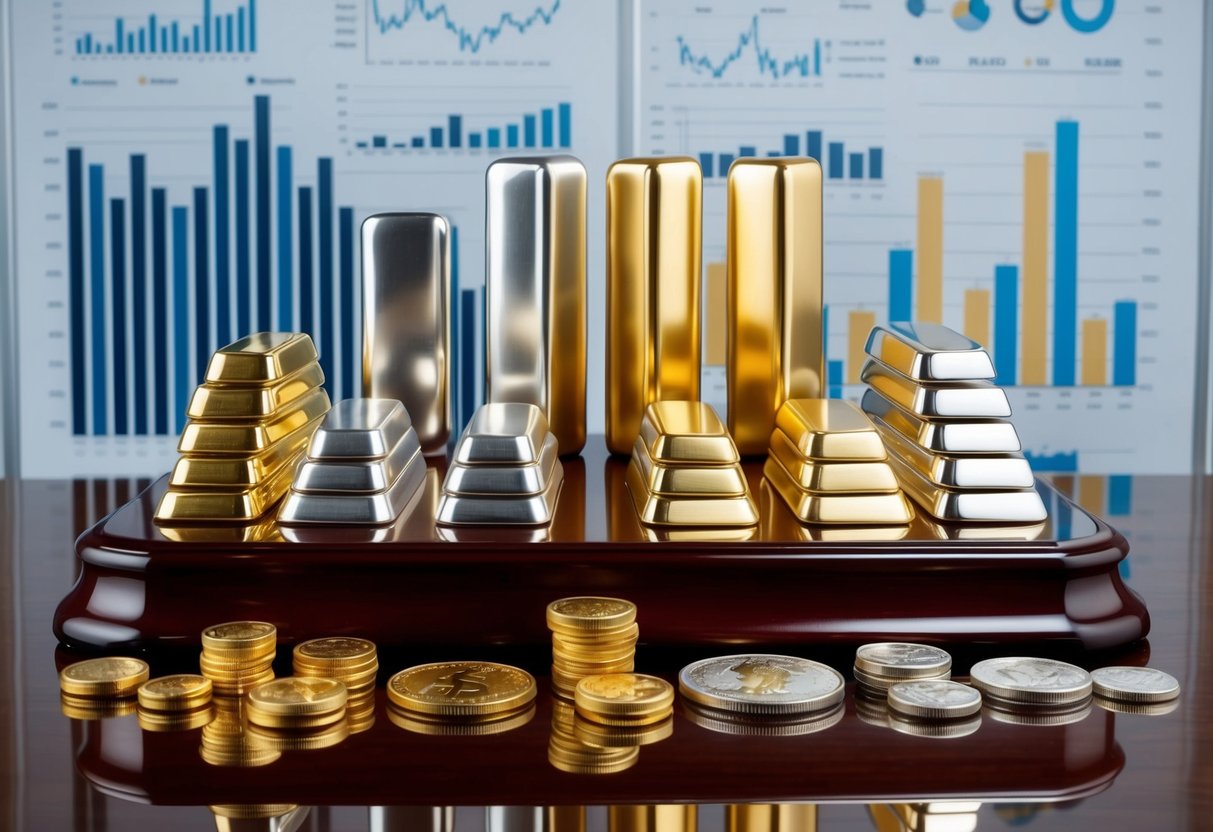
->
[547,597,639,699]
[386,661,537,735]
[860,322,1046,523]
[156,332,330,524]
[135,673,214,732]
[626,401,757,533]
[58,657,148,720]
[293,637,378,732]
[199,621,277,696]
[437,402,564,526]
[278,398,426,526]
[244,677,351,752]
[764,398,914,525]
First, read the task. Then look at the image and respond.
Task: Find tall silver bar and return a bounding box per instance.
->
[485,156,587,454]
[361,213,451,456]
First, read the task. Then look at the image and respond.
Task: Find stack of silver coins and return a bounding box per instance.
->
[854,643,986,738]
[278,399,426,525]
[853,642,952,694]
[437,403,564,526]
[678,654,845,735]
[860,322,1046,523]
[969,657,1093,725]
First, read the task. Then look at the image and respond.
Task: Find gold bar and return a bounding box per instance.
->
[609,806,698,832]
[485,155,587,454]
[916,177,943,322]
[204,332,319,385]
[764,454,913,525]
[639,400,738,464]
[1082,318,1108,385]
[706,261,727,366]
[606,157,702,455]
[626,459,757,526]
[847,310,876,385]
[1077,474,1106,514]
[769,429,898,493]
[1022,151,1050,385]
[178,388,331,456]
[632,436,748,496]
[155,460,297,522]
[726,804,818,832]
[188,363,324,421]
[963,289,990,348]
[170,415,321,487]
[727,157,824,455]
[774,399,886,461]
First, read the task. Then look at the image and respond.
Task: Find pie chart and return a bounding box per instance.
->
[951,0,991,31]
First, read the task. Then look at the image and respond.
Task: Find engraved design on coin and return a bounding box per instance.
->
[205,622,274,640]
[423,668,491,698]
[988,659,1087,689]
[66,658,146,681]
[390,662,535,707]
[1090,666,1180,700]
[581,674,667,701]
[550,598,633,620]
[893,680,979,707]
[729,657,793,694]
[859,643,948,668]
[298,638,374,659]
[681,655,845,711]
[143,676,200,695]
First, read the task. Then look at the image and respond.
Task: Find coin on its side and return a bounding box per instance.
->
[969,657,1092,706]
[574,673,674,718]
[1090,666,1180,704]
[387,661,536,717]
[855,643,951,680]
[246,676,347,716]
[887,679,982,720]
[60,657,150,698]
[679,654,845,716]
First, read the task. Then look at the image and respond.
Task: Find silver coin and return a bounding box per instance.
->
[969,657,1092,706]
[1090,666,1180,704]
[888,679,982,719]
[678,654,845,715]
[854,643,951,680]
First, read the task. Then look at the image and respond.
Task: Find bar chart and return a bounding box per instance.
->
[697,129,883,181]
[71,0,257,56]
[354,103,572,153]
[65,95,359,439]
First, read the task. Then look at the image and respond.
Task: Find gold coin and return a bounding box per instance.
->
[575,673,675,717]
[138,674,213,711]
[246,677,347,716]
[60,693,137,720]
[138,706,215,732]
[547,597,636,633]
[293,637,376,667]
[201,621,277,657]
[387,662,536,717]
[574,714,674,747]
[245,704,347,729]
[60,657,150,697]
[209,669,276,696]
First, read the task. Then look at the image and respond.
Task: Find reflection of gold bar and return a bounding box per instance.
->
[608,805,698,832]
[188,363,324,421]
[606,157,702,455]
[764,454,913,524]
[155,461,297,522]
[626,459,757,526]
[486,156,587,454]
[204,332,318,385]
[171,415,320,487]
[726,804,818,832]
[727,157,824,455]
[1081,318,1108,385]
[548,807,587,832]
[774,399,886,461]
[633,436,747,496]
[639,401,738,464]
[847,310,876,384]
[769,429,898,493]
[1023,151,1050,385]
[963,289,991,348]
[178,388,331,456]
[706,261,727,365]
[916,177,943,322]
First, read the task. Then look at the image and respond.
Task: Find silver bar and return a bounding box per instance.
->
[444,433,558,496]
[308,398,412,460]
[294,426,422,493]
[278,444,426,525]
[861,388,1022,454]
[887,452,1047,523]
[861,359,1011,418]
[485,155,587,454]
[866,322,996,381]
[362,213,451,455]
[871,412,1034,489]
[452,402,550,465]
[436,460,564,525]
[487,807,545,832]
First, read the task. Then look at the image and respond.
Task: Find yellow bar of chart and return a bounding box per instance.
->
[963,289,990,348]
[1022,151,1050,385]
[1082,318,1108,385]
[848,310,876,384]
[916,177,943,323]
[705,261,727,366]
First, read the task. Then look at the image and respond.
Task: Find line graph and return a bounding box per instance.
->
[675,14,822,80]
[367,0,561,57]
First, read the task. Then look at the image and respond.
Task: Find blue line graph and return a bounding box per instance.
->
[368,0,561,54]
[676,14,822,80]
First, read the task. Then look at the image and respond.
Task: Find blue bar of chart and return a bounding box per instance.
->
[355,102,572,153]
[698,128,883,181]
[449,226,485,435]
[66,95,359,437]
[73,0,257,56]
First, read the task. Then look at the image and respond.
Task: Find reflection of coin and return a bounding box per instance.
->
[1093,695,1180,717]
[968,657,1092,706]
[387,661,536,716]
[985,700,1093,727]
[855,643,952,679]
[246,677,347,716]
[682,701,844,736]
[575,673,674,717]
[547,597,637,632]
[679,655,844,715]
[60,657,150,697]
[888,680,982,719]
[888,712,982,739]
[388,704,536,736]
[1090,666,1180,704]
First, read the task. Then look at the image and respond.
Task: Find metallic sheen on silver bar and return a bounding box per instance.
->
[866,322,997,381]
[452,402,550,466]
[278,444,426,524]
[861,388,1022,454]
[362,213,451,455]
[436,462,564,525]
[294,427,422,493]
[871,412,1034,489]
[861,359,1012,418]
[887,452,1047,523]
[444,433,558,496]
[309,398,412,460]
[485,155,587,454]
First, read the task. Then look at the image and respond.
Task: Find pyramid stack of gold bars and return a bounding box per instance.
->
[625,401,757,533]
[764,399,914,525]
[156,333,330,524]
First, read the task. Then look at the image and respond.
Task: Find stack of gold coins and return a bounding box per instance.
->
[59,657,148,720]
[386,661,536,734]
[136,674,214,732]
[199,696,280,767]
[625,402,757,533]
[156,332,330,524]
[243,677,350,752]
[547,597,639,699]
[574,673,675,729]
[200,621,277,696]
[764,399,914,525]
[853,643,952,695]
[548,698,640,775]
[293,637,378,732]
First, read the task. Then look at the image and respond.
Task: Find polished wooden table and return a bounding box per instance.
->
[1,475,1210,830]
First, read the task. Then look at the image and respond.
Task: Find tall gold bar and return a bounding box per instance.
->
[727,157,824,455]
[608,805,698,832]
[486,155,587,454]
[726,804,818,832]
[606,157,702,455]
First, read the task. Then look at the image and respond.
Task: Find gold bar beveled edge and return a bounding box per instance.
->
[762,454,914,525]
[631,436,748,497]
[204,332,319,386]
[177,388,332,456]
[187,362,325,421]
[624,458,758,528]
[638,401,739,465]
[155,458,299,523]
[170,413,322,489]
[773,399,887,461]
[768,429,900,494]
